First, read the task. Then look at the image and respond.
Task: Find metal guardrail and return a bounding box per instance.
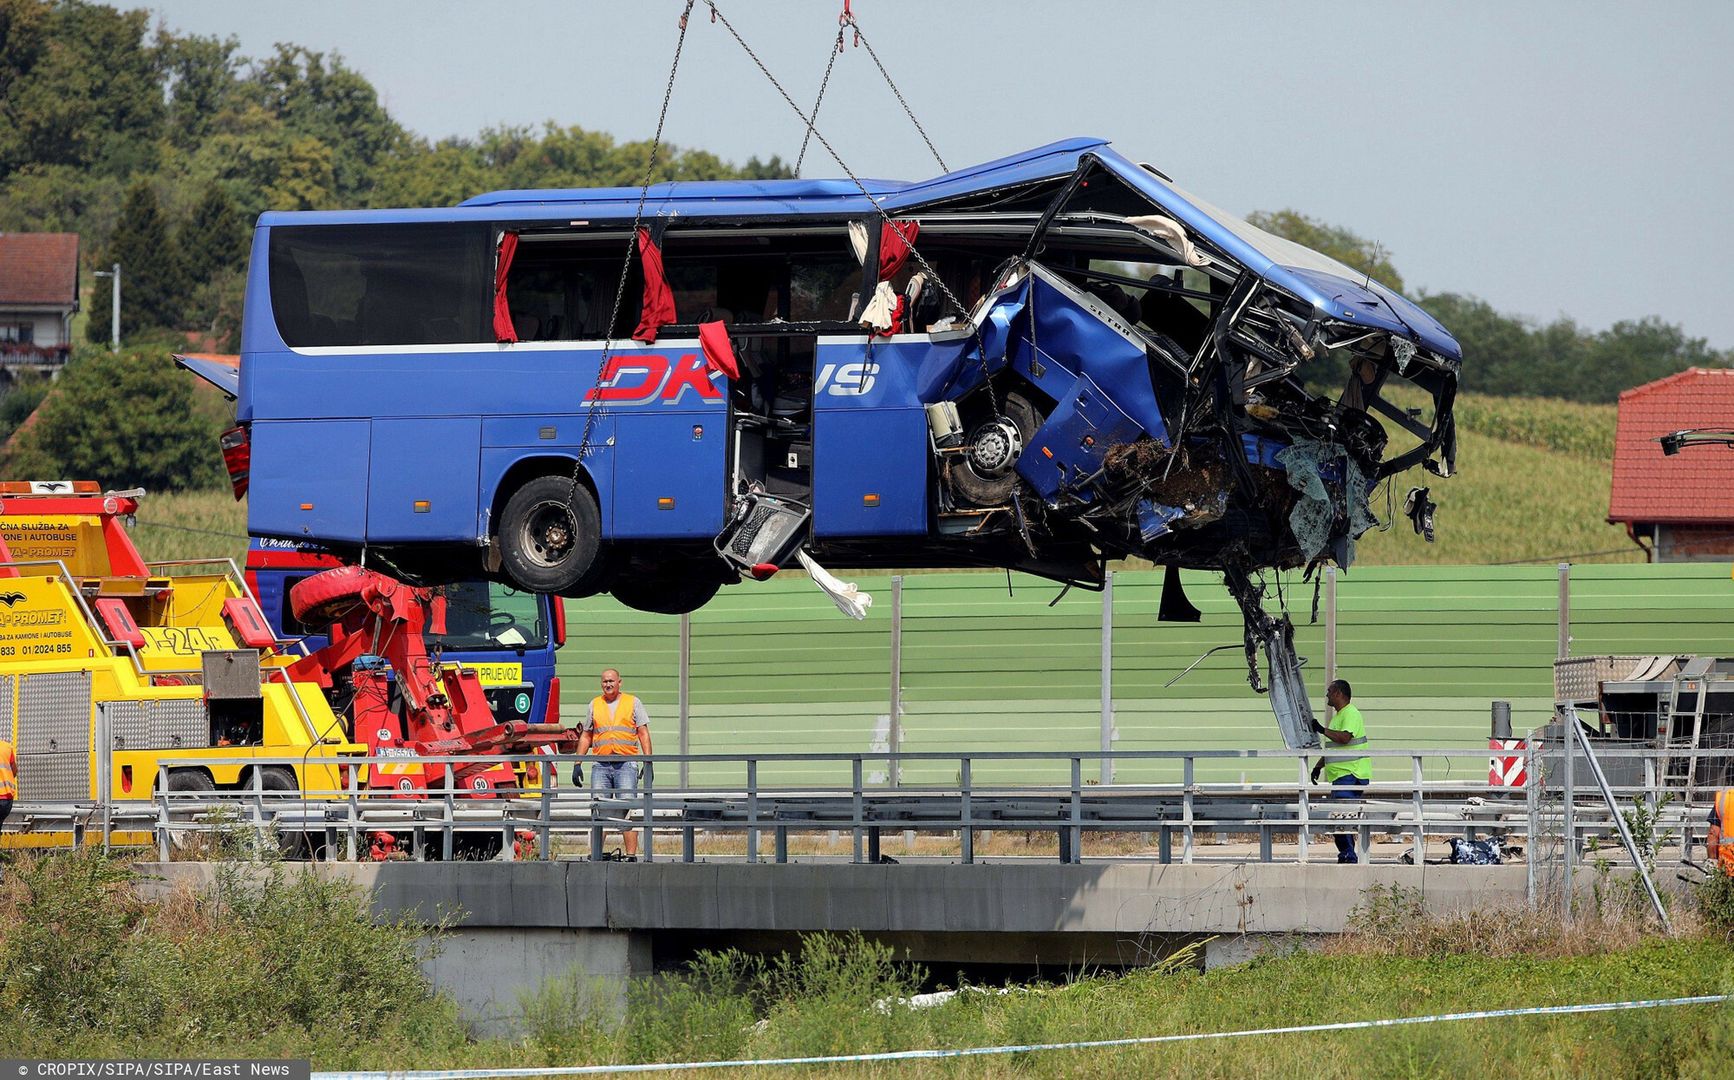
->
[5,746,1722,879]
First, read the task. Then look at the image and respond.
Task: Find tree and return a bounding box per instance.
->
[180,182,247,276]
[3,346,224,491]
[88,181,186,341]
[1418,292,1731,402]
[1245,209,1406,294]
[0,0,163,179]
[243,44,406,204]
[158,29,242,152]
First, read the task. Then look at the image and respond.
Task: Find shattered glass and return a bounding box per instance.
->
[1275,440,1376,567]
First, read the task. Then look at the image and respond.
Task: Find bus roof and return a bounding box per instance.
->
[256,137,1109,227]
[251,134,1457,359]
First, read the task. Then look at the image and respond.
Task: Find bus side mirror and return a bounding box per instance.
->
[552,595,565,647]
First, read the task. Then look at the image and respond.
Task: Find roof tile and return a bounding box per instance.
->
[1609,367,1734,524]
[0,233,79,307]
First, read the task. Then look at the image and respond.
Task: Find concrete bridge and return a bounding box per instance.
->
[142,860,1528,1034]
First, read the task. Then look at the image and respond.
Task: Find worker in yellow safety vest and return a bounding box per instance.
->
[1708,789,1734,875]
[576,668,652,860]
[1311,678,1372,864]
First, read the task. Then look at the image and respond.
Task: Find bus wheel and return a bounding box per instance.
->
[499,476,602,594]
[948,391,1042,508]
[610,565,724,615]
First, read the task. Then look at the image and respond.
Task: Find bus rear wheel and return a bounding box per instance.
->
[609,563,725,615]
[498,476,603,595]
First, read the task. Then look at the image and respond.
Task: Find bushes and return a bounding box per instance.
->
[0,851,461,1058]
[1,345,228,492]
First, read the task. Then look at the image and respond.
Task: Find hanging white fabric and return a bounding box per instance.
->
[857,280,901,334]
[797,550,873,620]
[1124,214,1209,267]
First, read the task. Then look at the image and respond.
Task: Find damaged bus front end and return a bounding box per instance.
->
[890,148,1461,747]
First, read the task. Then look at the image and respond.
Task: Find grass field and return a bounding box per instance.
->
[127,487,247,565]
[1356,388,1636,566]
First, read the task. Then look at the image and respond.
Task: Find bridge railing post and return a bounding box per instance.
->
[746,758,759,864]
[960,757,973,864]
[852,757,864,863]
[442,762,455,862]
[1182,755,1195,864]
[1067,757,1082,864]
[642,754,654,863]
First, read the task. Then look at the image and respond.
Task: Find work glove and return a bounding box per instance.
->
[572,763,585,786]
[640,759,654,786]
[1311,719,1327,734]
[1310,763,1323,785]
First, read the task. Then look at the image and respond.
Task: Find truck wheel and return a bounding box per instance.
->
[948,391,1042,507]
[498,476,603,595]
[256,766,297,792]
[166,770,215,793]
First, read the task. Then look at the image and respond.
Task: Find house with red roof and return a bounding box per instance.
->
[0,232,80,369]
[1608,367,1734,561]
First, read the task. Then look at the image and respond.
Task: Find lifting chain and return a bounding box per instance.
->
[568,0,697,500]
[704,2,1002,422]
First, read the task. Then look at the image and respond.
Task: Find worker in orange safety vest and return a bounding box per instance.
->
[575,668,652,860]
[0,735,15,850]
[1708,788,1734,875]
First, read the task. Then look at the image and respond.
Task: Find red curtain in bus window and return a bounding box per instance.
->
[633,225,677,343]
[698,320,740,380]
[878,219,920,280]
[492,231,519,343]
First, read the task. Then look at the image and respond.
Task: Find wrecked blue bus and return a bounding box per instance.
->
[223,138,1461,746]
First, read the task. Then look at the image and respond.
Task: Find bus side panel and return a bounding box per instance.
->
[611,412,725,539]
[249,420,371,542]
[812,408,929,536]
[367,418,483,541]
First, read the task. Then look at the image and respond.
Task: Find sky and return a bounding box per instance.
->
[146,1,1734,350]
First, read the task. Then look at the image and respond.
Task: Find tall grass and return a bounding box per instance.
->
[0,851,463,1061]
[126,487,248,565]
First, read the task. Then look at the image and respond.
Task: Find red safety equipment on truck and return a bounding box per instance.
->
[95,599,146,650]
[222,597,277,648]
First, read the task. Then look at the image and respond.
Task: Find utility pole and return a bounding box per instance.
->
[92,263,121,352]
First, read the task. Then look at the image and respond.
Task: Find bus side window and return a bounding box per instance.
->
[788,253,858,323]
[505,236,643,341]
[270,223,492,347]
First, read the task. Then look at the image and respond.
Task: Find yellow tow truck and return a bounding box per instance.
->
[0,481,361,847]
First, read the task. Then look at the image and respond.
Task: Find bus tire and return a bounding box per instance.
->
[610,566,724,615]
[949,391,1042,508]
[498,476,602,595]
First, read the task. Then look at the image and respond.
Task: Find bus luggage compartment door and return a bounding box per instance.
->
[367,417,481,541]
[249,420,371,542]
